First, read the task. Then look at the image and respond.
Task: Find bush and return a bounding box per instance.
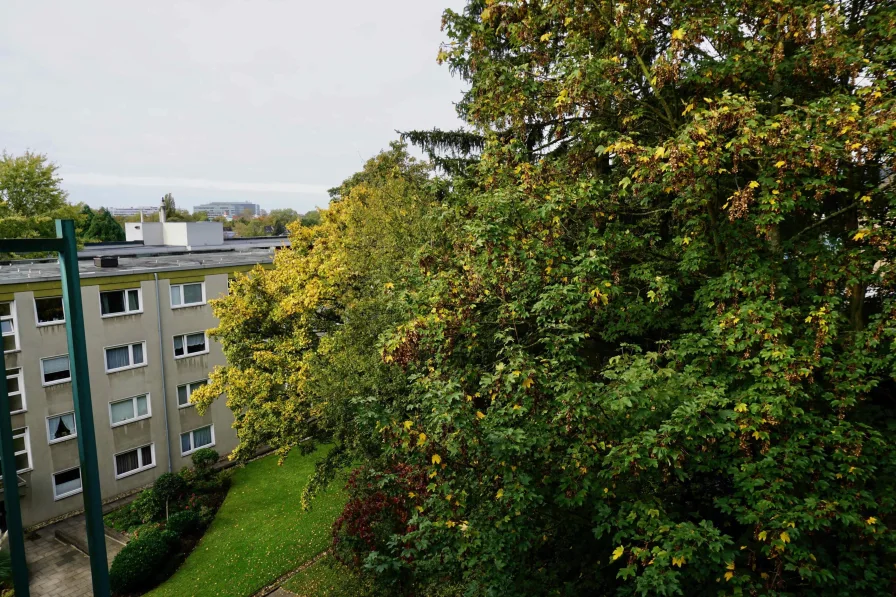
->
[109,529,177,594]
[166,510,201,537]
[104,502,143,532]
[132,489,164,524]
[0,549,11,588]
[153,472,187,504]
[191,448,219,477]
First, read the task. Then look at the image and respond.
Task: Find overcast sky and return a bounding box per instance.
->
[0,0,467,214]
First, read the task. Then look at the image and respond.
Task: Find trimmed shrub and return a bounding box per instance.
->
[166,510,201,537]
[132,489,164,523]
[191,447,219,476]
[0,549,12,588]
[109,529,177,594]
[153,472,187,504]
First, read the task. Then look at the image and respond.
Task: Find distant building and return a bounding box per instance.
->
[192,202,261,218]
[110,207,157,217]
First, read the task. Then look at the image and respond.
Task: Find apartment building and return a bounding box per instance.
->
[0,225,283,528]
[192,202,261,219]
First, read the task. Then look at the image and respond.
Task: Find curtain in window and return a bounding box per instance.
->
[54,469,81,496]
[116,451,139,475]
[132,343,144,364]
[101,292,124,314]
[174,336,184,356]
[136,395,149,416]
[193,426,212,448]
[183,284,203,304]
[49,414,75,440]
[177,386,189,405]
[1,320,13,335]
[180,433,191,453]
[186,334,206,354]
[106,346,130,370]
[111,400,135,424]
[170,287,182,307]
[43,356,70,381]
[140,446,153,466]
[127,290,140,311]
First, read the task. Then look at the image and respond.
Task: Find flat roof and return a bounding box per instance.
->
[0,245,284,285]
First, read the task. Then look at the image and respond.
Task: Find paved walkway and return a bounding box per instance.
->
[24,514,126,597]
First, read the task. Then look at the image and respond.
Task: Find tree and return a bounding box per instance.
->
[268,208,300,235]
[361,1,895,595]
[84,208,125,242]
[299,210,320,227]
[0,151,68,216]
[161,193,177,220]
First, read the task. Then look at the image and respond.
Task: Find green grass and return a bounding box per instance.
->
[148,446,346,597]
[282,554,374,597]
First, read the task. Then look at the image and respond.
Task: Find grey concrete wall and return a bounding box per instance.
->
[6,272,240,528]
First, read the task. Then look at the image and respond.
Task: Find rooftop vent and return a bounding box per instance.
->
[94,256,119,268]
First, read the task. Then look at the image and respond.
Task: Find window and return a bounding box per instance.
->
[177,380,207,408]
[0,302,18,353]
[173,332,208,358]
[180,425,214,455]
[47,412,76,444]
[100,288,141,317]
[41,355,71,386]
[104,342,146,372]
[170,283,205,308]
[53,467,82,500]
[6,368,25,413]
[114,444,155,478]
[34,296,65,326]
[109,394,151,426]
[0,427,31,477]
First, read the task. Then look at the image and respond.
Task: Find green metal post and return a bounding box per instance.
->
[0,352,30,596]
[56,219,110,596]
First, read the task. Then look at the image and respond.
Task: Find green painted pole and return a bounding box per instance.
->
[0,352,30,596]
[56,219,110,597]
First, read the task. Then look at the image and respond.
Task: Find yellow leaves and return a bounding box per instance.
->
[683,103,694,115]
[780,531,791,544]
[751,431,762,440]
[671,556,685,567]
[861,195,872,203]
[853,229,870,241]
[476,411,486,420]
[417,432,427,445]
[540,32,552,42]
[403,420,413,430]
[496,488,504,499]
[654,146,666,159]
[748,181,760,189]
[866,516,878,525]
[432,454,442,465]
[522,377,534,389]
[416,505,424,513]
[612,546,625,561]
[445,520,457,528]
[671,28,686,40]
[726,561,735,571]
[734,403,748,413]
[758,530,768,541]
[724,572,734,581]
[408,491,416,498]
[775,160,786,168]
[384,282,395,290]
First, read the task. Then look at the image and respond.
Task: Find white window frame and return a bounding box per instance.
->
[109,394,152,428]
[1,301,20,354]
[0,427,32,477]
[180,424,215,456]
[176,379,207,409]
[40,354,72,387]
[52,466,82,500]
[103,341,148,373]
[113,443,156,479]
[170,282,206,309]
[99,288,143,318]
[33,295,65,327]
[46,411,77,445]
[7,367,25,414]
[173,332,209,359]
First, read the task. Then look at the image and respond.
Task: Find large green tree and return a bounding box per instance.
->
[84,208,125,242]
[363,0,896,595]
[0,151,68,216]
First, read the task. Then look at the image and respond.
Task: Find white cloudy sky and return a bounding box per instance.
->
[0,0,467,214]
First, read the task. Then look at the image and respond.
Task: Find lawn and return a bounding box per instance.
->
[148,445,346,597]
[282,554,373,597]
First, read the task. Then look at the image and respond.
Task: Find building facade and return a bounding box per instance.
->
[108,207,157,217]
[0,245,276,528]
[192,202,261,218]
